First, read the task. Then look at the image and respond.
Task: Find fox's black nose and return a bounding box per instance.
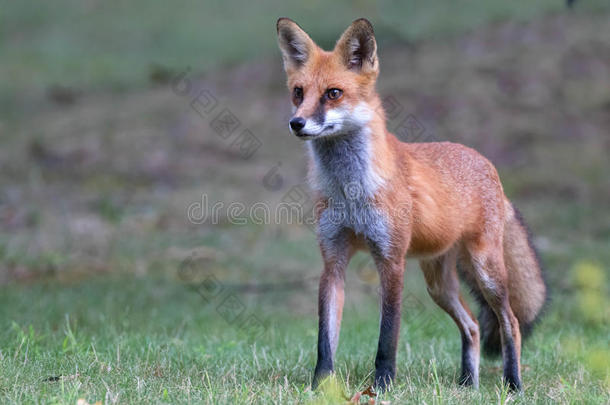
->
[289,117,306,131]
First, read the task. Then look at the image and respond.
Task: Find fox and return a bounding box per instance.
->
[276,18,547,392]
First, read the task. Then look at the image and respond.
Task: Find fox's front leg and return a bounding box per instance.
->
[373,255,405,391]
[312,243,351,389]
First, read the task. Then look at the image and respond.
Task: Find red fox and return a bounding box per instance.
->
[276,18,547,391]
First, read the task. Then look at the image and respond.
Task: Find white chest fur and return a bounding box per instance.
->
[307,130,390,256]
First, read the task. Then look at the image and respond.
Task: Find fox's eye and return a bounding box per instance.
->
[293,87,303,101]
[326,88,343,100]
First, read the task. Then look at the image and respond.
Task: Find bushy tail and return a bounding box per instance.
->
[478,201,548,356]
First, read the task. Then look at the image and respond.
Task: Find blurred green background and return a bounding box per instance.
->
[0,1,609,403]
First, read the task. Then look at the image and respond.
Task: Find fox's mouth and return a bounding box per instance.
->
[294,124,338,140]
[295,132,317,140]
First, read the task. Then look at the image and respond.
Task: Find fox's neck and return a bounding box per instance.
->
[307,123,390,201]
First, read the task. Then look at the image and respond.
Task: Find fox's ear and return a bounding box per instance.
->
[277,18,315,71]
[335,18,378,73]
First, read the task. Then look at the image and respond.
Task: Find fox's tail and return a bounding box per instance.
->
[476,201,548,356]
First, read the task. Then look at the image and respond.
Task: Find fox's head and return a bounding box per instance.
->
[277,18,379,140]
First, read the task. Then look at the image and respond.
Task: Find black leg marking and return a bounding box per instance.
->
[312,316,333,389]
[374,297,400,391]
[459,334,476,386]
[502,338,522,391]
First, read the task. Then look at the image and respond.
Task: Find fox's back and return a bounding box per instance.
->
[391,139,507,255]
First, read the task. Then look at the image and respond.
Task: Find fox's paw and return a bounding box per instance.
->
[503,375,522,392]
[312,367,333,390]
[373,367,395,392]
[459,371,479,389]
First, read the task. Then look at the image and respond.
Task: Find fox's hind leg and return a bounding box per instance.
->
[420,248,480,388]
[467,241,522,391]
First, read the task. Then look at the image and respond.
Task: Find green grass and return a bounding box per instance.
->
[0,271,608,404]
